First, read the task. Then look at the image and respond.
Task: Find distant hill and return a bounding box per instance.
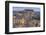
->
[32,12,40,20]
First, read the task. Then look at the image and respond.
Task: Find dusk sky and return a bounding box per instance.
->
[13,7,40,12]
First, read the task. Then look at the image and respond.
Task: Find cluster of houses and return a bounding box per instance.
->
[13,9,40,28]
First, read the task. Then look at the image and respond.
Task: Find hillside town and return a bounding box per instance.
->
[13,9,40,28]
